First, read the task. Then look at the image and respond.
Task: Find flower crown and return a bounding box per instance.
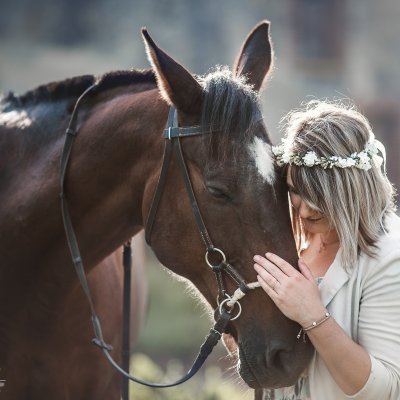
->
[272,140,383,170]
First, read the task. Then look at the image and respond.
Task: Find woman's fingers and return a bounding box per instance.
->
[264,252,297,276]
[253,253,297,280]
[253,254,323,324]
[253,258,285,283]
[254,263,280,290]
[298,259,315,281]
[255,269,279,297]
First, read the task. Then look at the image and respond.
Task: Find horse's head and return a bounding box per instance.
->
[141,21,314,389]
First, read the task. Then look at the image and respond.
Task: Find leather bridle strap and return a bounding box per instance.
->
[145,108,214,248]
[60,93,233,388]
[145,107,251,302]
[122,241,132,400]
[101,309,231,388]
[60,83,109,347]
[144,109,176,245]
[173,134,251,300]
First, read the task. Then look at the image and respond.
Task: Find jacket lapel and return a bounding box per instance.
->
[319,249,350,307]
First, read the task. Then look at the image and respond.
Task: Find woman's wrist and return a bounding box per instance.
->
[303,312,331,331]
[298,306,328,328]
[296,308,331,342]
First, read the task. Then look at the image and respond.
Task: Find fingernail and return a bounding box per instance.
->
[253,255,260,261]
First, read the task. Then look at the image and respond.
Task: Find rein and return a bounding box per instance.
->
[59,84,260,389]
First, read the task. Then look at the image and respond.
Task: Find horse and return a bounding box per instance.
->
[0,20,313,400]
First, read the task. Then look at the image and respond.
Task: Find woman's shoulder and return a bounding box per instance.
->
[377,212,400,254]
[358,212,400,275]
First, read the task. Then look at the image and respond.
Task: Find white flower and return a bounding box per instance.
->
[282,151,292,164]
[356,151,372,170]
[271,138,382,171]
[272,145,283,156]
[336,157,356,168]
[347,158,357,167]
[302,151,319,167]
[358,163,372,171]
[334,157,346,168]
[365,142,378,155]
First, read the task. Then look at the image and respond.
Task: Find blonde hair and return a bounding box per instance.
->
[281,100,396,267]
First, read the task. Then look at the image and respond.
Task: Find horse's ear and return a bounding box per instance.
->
[142,28,203,116]
[233,21,273,92]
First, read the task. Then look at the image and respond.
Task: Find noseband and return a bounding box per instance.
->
[59,83,260,388]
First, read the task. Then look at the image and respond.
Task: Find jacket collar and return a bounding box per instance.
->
[319,248,350,307]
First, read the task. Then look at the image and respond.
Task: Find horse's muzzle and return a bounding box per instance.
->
[237,337,313,389]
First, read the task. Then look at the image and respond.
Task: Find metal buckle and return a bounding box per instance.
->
[205,247,226,269]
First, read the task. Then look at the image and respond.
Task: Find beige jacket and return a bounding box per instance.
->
[308,212,400,399]
[263,212,400,400]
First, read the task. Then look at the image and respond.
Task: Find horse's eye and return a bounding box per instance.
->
[207,185,231,201]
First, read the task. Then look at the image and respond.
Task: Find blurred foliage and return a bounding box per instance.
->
[129,353,253,400]
[130,254,252,399]
[134,254,226,359]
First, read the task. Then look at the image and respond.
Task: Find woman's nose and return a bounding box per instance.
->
[298,200,313,218]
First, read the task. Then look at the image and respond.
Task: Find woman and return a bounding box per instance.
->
[254,100,400,400]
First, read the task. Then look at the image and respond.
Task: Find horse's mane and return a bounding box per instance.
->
[2,69,156,107]
[3,66,258,134]
[1,66,263,158]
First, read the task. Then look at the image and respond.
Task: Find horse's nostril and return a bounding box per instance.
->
[266,341,292,371]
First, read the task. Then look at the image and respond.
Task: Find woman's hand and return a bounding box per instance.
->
[253,253,326,326]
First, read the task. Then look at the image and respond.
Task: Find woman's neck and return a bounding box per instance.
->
[300,231,340,277]
[317,231,340,254]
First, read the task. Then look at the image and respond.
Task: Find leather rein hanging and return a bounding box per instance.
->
[59,83,259,388]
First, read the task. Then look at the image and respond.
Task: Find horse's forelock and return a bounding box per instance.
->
[200,67,261,137]
[199,67,266,164]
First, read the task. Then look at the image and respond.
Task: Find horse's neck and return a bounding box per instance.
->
[0,99,71,273]
[63,87,167,265]
[0,86,167,274]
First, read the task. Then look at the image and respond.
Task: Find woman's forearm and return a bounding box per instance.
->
[305,316,371,396]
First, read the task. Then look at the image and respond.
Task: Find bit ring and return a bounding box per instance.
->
[219,297,242,321]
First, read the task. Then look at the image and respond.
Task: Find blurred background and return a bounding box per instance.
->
[1,0,399,192]
[1,0,399,399]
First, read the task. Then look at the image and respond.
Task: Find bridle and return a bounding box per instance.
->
[59,83,260,389]
[145,106,260,308]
